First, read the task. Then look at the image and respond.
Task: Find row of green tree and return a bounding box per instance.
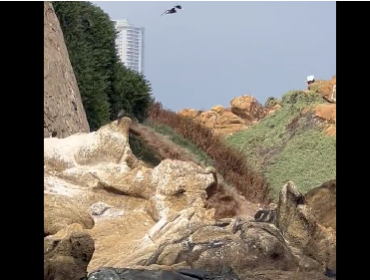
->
[53,1,154,131]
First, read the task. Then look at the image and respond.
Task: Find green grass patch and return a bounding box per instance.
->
[264,129,336,199]
[145,121,214,166]
[226,90,335,200]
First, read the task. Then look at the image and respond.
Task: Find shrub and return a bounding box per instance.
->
[264,97,280,108]
[144,121,214,167]
[53,1,153,130]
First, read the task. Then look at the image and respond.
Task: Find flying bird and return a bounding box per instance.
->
[160,5,183,17]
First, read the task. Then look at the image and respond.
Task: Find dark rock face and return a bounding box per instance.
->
[44,228,95,280]
[325,268,336,279]
[87,267,240,280]
[86,267,332,280]
[254,209,276,223]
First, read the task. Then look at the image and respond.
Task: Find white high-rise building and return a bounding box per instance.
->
[112,19,144,74]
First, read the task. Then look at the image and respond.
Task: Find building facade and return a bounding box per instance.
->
[112,19,144,74]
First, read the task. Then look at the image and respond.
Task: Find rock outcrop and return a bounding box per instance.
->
[305,75,336,136]
[44,118,335,280]
[305,75,336,107]
[178,105,247,136]
[178,96,266,136]
[309,75,336,102]
[44,223,95,280]
[331,84,336,102]
[275,181,336,274]
[264,97,282,116]
[44,1,90,138]
[230,95,266,121]
[44,193,95,236]
[178,76,336,137]
[299,102,336,136]
[313,103,336,136]
[305,179,336,231]
[314,104,336,124]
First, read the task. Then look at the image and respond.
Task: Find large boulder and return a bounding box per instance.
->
[230,95,266,121]
[44,1,90,138]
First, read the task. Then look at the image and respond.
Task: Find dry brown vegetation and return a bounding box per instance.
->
[130,122,240,219]
[130,121,202,164]
[147,102,271,204]
[129,121,241,219]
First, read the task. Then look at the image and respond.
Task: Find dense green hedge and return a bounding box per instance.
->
[53,1,153,130]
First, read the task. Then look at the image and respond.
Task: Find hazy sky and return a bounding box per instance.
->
[92,1,336,111]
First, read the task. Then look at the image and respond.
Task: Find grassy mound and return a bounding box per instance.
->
[226,90,336,200]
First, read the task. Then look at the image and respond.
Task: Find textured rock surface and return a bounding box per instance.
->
[44,193,95,236]
[87,267,331,280]
[230,95,266,121]
[44,1,90,138]
[87,267,241,280]
[276,181,336,273]
[315,75,336,100]
[265,103,282,116]
[305,180,336,231]
[44,118,335,280]
[178,96,267,136]
[44,223,95,280]
[331,85,336,102]
[313,103,336,136]
[178,105,247,136]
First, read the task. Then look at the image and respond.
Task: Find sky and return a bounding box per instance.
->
[92,1,336,112]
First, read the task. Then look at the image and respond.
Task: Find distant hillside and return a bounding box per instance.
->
[225,90,336,200]
[130,77,336,203]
